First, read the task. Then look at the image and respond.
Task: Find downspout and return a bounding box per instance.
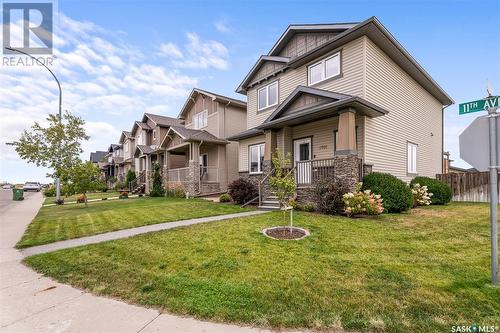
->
[198,140,204,195]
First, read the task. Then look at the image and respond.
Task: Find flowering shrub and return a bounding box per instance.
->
[411,183,433,207]
[343,186,384,216]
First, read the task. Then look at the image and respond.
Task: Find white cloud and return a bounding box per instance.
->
[159,32,229,70]
[214,19,231,33]
[0,13,199,174]
[159,43,183,58]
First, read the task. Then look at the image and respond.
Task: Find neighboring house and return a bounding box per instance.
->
[228,17,453,207]
[118,131,135,177]
[100,144,121,181]
[131,113,183,192]
[160,88,247,196]
[89,151,107,165]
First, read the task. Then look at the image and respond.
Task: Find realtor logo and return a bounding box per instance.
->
[2,2,53,54]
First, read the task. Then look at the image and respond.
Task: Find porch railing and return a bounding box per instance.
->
[295,158,335,186]
[129,171,146,192]
[166,167,190,183]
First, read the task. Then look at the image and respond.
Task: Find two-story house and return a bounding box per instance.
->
[131,113,182,192]
[160,88,247,196]
[228,17,453,207]
[118,131,135,178]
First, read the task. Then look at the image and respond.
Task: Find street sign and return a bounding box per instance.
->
[459,96,500,115]
[459,115,500,171]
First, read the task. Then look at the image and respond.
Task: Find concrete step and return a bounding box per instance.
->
[258,205,280,211]
[262,200,279,205]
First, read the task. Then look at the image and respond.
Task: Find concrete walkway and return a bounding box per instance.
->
[22,210,266,256]
[0,191,300,332]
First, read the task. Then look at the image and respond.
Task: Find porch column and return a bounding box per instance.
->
[186,143,200,197]
[145,155,150,193]
[334,107,360,192]
[336,108,357,155]
[264,130,277,162]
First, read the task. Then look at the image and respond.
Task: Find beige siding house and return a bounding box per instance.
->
[160,88,247,196]
[228,17,453,207]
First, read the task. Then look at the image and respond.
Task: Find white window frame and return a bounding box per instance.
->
[193,110,208,129]
[308,52,340,85]
[249,143,265,174]
[257,81,278,111]
[124,141,129,153]
[407,142,418,174]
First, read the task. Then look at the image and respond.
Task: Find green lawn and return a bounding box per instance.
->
[43,191,121,204]
[18,197,250,248]
[25,203,499,332]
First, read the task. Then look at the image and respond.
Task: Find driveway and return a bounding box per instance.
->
[0,190,293,333]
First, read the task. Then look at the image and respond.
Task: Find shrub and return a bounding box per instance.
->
[43,186,56,197]
[410,176,452,205]
[228,178,258,205]
[54,198,64,205]
[125,170,136,187]
[219,193,232,203]
[289,199,302,211]
[314,178,350,215]
[119,191,128,199]
[361,172,413,213]
[166,183,186,198]
[149,163,165,197]
[114,181,127,191]
[343,188,384,216]
[76,194,86,203]
[101,197,107,200]
[411,183,433,207]
[303,203,315,212]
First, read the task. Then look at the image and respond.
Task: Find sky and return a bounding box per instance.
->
[1,0,499,183]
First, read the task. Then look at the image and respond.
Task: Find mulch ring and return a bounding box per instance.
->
[263,226,310,240]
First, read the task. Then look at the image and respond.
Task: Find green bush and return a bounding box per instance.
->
[150,163,165,197]
[166,184,186,198]
[410,176,452,205]
[219,193,232,203]
[43,186,56,197]
[314,178,350,215]
[302,203,315,212]
[361,172,412,213]
[228,178,258,205]
[125,170,136,187]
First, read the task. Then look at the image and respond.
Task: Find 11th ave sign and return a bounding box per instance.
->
[459,96,500,115]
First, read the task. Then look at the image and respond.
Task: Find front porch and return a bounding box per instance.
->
[161,127,229,196]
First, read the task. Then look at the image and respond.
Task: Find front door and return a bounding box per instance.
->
[294,138,312,185]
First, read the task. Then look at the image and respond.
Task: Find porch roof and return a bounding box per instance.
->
[257,86,388,130]
[134,145,154,157]
[167,126,228,145]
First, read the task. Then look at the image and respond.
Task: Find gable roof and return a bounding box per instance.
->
[107,144,121,153]
[177,88,246,119]
[264,86,352,123]
[134,145,154,156]
[130,121,151,136]
[236,56,290,95]
[236,17,453,106]
[118,131,132,144]
[142,113,182,127]
[89,151,107,163]
[166,126,228,145]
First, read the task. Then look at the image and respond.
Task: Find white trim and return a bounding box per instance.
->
[308,52,340,85]
[193,109,208,129]
[249,143,265,174]
[257,81,279,111]
[407,142,418,174]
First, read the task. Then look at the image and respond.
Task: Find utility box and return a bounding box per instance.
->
[12,188,24,201]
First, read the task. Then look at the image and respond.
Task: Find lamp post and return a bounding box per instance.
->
[5,47,63,201]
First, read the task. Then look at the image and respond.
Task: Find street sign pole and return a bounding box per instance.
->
[487,106,498,285]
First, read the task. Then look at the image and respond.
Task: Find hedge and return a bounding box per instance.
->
[410,176,452,205]
[361,172,413,213]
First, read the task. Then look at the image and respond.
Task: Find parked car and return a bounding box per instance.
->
[23,182,41,192]
[2,184,12,189]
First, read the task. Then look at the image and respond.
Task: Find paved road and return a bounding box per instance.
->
[0,191,299,332]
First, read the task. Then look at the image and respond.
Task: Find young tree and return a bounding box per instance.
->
[125,169,136,188]
[60,160,103,207]
[149,162,165,197]
[269,151,297,229]
[8,111,89,199]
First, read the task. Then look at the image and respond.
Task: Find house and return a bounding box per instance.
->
[228,17,453,207]
[131,113,183,192]
[89,151,107,165]
[99,144,122,182]
[160,88,247,196]
[118,131,135,178]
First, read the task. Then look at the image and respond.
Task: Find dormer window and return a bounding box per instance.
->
[193,110,208,129]
[257,81,278,111]
[308,52,340,85]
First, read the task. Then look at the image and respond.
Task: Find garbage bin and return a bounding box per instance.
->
[12,188,24,201]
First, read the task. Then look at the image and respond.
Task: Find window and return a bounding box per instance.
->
[407,142,417,174]
[257,81,278,111]
[193,110,208,129]
[249,143,265,173]
[308,52,340,85]
[153,130,156,140]
[124,141,129,153]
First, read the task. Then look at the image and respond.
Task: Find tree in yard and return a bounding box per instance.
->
[60,160,103,207]
[125,169,136,188]
[149,162,165,197]
[269,151,297,228]
[7,111,89,200]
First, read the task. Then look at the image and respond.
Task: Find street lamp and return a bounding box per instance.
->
[5,47,63,201]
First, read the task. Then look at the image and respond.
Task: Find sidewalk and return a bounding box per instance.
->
[0,192,296,332]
